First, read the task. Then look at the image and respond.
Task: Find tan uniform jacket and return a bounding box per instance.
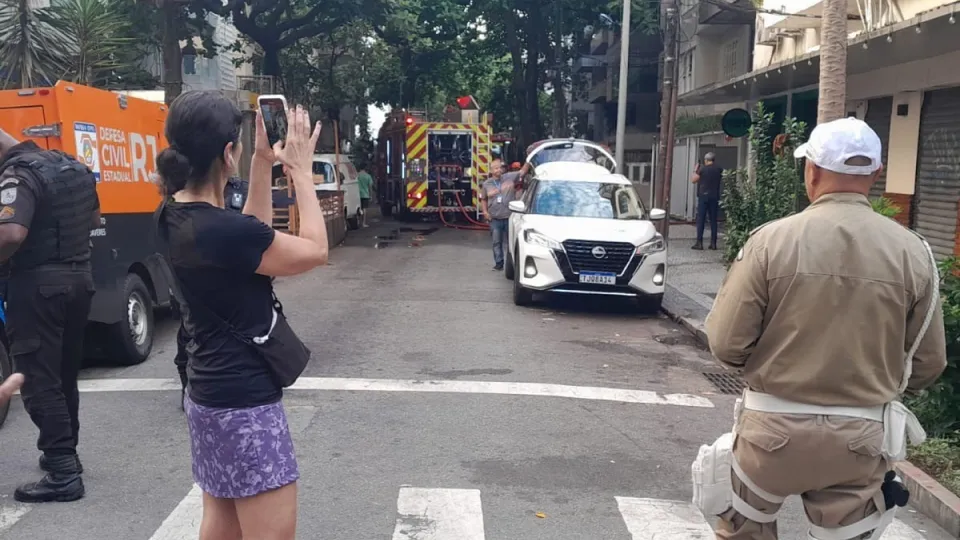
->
[705,192,947,407]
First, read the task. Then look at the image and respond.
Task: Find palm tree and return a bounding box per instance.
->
[0,0,138,90]
[51,0,136,87]
[0,0,73,89]
[817,0,848,123]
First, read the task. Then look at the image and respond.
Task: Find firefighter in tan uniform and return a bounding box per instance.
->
[695,117,947,540]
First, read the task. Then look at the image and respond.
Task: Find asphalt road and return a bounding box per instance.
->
[0,213,951,539]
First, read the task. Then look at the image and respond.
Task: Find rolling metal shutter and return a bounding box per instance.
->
[914,87,960,259]
[865,96,892,199]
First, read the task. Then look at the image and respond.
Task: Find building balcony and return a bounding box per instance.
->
[589,79,612,103]
[678,2,959,106]
[575,55,608,73]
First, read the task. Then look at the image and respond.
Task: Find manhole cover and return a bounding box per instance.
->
[702,372,746,395]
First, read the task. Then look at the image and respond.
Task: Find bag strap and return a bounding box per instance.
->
[154,200,256,347]
[899,235,941,395]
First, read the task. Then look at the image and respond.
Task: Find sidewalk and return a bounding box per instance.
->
[662,223,727,345]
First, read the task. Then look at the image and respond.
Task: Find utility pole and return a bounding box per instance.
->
[553,0,568,137]
[654,0,679,239]
[614,0,631,175]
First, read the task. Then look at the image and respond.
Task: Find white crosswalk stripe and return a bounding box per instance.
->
[616,496,929,540]
[392,487,485,540]
[0,504,30,535]
[134,486,938,539]
[147,484,203,540]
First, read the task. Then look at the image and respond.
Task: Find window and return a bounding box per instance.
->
[722,39,739,80]
[678,50,695,94]
[312,161,336,184]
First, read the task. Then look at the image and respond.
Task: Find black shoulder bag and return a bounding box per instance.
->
[153,200,311,388]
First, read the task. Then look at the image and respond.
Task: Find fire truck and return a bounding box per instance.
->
[375,98,493,220]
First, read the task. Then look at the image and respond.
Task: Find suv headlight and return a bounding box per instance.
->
[636,233,665,255]
[523,229,563,250]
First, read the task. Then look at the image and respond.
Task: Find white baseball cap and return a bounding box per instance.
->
[793,117,883,175]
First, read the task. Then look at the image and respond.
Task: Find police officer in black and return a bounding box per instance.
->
[173,176,249,406]
[0,128,99,503]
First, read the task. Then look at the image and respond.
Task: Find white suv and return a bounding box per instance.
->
[505,141,667,312]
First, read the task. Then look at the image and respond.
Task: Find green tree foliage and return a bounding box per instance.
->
[194,0,361,76]
[0,0,156,90]
[720,103,808,263]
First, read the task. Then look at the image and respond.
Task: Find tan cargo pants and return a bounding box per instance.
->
[715,410,889,540]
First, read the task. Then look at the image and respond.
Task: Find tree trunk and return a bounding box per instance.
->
[160,0,182,105]
[262,45,282,78]
[817,0,848,123]
[504,13,528,148]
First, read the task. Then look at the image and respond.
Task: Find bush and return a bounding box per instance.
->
[904,256,960,437]
[870,196,902,218]
[720,103,808,264]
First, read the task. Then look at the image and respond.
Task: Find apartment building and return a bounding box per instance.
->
[140,13,256,101]
[681,0,960,257]
[666,0,756,221]
[571,27,661,206]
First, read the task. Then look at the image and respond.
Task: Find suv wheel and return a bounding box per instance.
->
[512,252,533,306]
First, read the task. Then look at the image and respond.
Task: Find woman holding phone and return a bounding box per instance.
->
[155,91,326,539]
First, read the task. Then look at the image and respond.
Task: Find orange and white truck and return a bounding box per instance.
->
[0,81,172,365]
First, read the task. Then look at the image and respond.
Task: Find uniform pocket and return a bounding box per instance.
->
[738,415,791,452]
[847,422,884,458]
[37,285,70,299]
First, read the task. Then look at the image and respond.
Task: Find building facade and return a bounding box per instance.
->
[571,27,661,206]
[681,0,960,257]
[665,0,756,221]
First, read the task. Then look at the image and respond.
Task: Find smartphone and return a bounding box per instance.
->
[258,95,288,148]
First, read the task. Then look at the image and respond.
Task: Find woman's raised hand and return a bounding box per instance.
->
[274,105,321,177]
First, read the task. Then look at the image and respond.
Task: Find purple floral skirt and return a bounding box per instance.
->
[184,394,300,499]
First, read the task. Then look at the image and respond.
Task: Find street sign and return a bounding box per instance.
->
[721,108,752,138]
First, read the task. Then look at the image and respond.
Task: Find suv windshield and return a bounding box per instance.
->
[527,141,615,171]
[530,181,646,220]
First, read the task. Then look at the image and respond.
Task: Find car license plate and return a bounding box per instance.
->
[579,271,616,285]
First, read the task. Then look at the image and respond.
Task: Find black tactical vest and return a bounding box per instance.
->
[0,150,98,271]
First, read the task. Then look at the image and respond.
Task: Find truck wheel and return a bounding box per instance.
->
[108,274,154,366]
[347,207,361,230]
[0,341,11,429]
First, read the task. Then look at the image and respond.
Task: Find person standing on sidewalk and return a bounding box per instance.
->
[691,152,722,250]
[0,127,100,503]
[480,159,517,271]
[699,117,947,540]
[357,165,373,228]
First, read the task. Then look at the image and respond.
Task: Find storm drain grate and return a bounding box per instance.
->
[702,372,746,395]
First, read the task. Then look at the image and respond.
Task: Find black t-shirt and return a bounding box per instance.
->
[697,163,724,198]
[163,201,279,408]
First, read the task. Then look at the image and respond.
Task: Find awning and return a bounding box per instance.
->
[679,4,960,106]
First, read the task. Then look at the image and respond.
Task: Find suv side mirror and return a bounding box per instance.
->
[649,208,667,221]
[508,200,526,213]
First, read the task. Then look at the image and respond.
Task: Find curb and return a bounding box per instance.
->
[666,310,709,346]
[896,461,960,536]
[661,285,710,347]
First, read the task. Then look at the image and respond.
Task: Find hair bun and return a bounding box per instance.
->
[156,147,192,194]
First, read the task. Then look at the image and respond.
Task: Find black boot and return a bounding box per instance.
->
[692,242,703,250]
[39,454,83,475]
[709,242,718,250]
[16,454,85,503]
